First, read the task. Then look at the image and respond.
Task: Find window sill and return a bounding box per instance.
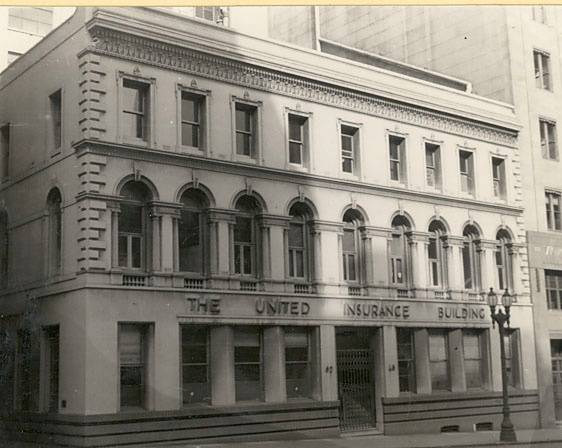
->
[234,154,258,164]
[286,163,309,173]
[178,145,205,155]
[389,179,408,188]
[121,137,149,148]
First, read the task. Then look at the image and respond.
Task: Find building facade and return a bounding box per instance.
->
[268,4,562,428]
[0,7,538,446]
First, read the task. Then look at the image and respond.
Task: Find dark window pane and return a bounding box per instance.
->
[119,204,143,233]
[235,364,260,381]
[235,108,252,132]
[295,251,304,277]
[286,347,308,362]
[183,365,207,383]
[181,96,199,123]
[342,157,353,173]
[341,134,352,151]
[234,217,252,243]
[131,236,141,268]
[118,236,128,267]
[234,245,241,274]
[289,118,302,141]
[182,345,207,364]
[123,81,146,113]
[236,133,251,156]
[342,229,355,252]
[235,346,260,363]
[347,254,356,281]
[289,142,302,164]
[243,245,252,274]
[179,210,201,272]
[181,123,199,148]
[289,223,304,248]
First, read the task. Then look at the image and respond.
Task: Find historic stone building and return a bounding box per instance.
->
[0,7,538,446]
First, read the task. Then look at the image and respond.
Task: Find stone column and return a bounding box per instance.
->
[159,211,177,273]
[448,329,466,392]
[368,227,392,292]
[410,232,429,294]
[446,237,465,299]
[310,224,323,285]
[509,244,523,296]
[259,215,291,291]
[210,326,235,405]
[488,326,502,392]
[381,325,399,397]
[172,215,179,272]
[480,240,497,292]
[414,328,431,394]
[207,209,235,284]
[263,326,286,402]
[313,222,342,296]
[319,325,338,401]
[150,213,161,272]
[110,207,120,268]
[360,228,374,286]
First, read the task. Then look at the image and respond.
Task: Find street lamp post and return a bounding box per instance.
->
[486,287,517,443]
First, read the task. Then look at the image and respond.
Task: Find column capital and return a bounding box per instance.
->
[360,225,392,239]
[310,220,343,233]
[258,214,291,228]
[207,208,236,224]
[479,239,498,250]
[408,231,430,243]
[445,236,465,247]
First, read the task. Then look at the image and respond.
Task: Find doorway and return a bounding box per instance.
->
[335,327,376,432]
[551,339,562,420]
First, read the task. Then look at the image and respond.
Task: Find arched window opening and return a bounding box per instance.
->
[119,181,152,270]
[342,209,364,283]
[47,188,62,274]
[390,215,412,286]
[179,189,208,273]
[0,211,7,288]
[496,229,513,292]
[233,195,261,276]
[428,220,447,288]
[288,202,313,281]
[462,225,481,291]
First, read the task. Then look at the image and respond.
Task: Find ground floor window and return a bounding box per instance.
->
[16,329,37,411]
[284,327,311,399]
[234,326,262,401]
[44,326,59,412]
[463,329,484,389]
[181,325,210,404]
[504,329,521,388]
[119,324,147,409]
[551,339,562,421]
[428,329,449,391]
[397,328,415,393]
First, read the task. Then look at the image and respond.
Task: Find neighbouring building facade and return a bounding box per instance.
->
[268,4,562,428]
[0,7,538,446]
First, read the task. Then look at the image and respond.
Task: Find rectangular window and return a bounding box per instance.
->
[492,157,506,199]
[429,330,449,391]
[44,326,59,412]
[179,209,202,273]
[428,236,440,287]
[546,191,562,231]
[390,233,405,284]
[540,119,558,160]
[195,6,223,22]
[0,125,9,180]
[288,114,308,166]
[551,340,562,420]
[534,50,551,90]
[389,135,406,183]
[235,103,257,157]
[342,228,357,282]
[463,330,483,389]
[341,124,358,174]
[8,7,52,35]
[546,270,562,310]
[425,143,441,188]
[285,327,311,398]
[122,79,149,141]
[288,221,305,278]
[181,326,210,404]
[118,204,144,269]
[119,324,146,409]
[49,89,62,151]
[234,327,262,401]
[234,216,254,275]
[504,329,521,388]
[459,150,475,194]
[181,92,205,149]
[397,328,415,393]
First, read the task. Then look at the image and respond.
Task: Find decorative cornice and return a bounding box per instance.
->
[87,26,518,148]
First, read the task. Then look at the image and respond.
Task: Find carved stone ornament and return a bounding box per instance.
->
[88,27,518,147]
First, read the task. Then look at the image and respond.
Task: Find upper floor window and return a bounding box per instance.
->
[118,181,153,270]
[389,135,407,183]
[532,5,547,23]
[234,102,259,158]
[122,78,150,142]
[428,220,447,288]
[195,6,225,23]
[0,124,9,181]
[47,188,62,276]
[340,124,359,174]
[546,191,561,231]
[0,211,8,289]
[178,189,209,274]
[459,150,475,195]
[429,329,449,392]
[342,209,364,283]
[492,157,506,199]
[534,50,551,90]
[540,119,557,160]
[425,143,441,189]
[233,195,262,276]
[8,7,52,36]
[390,215,412,286]
[181,91,206,150]
[49,89,62,152]
[288,202,313,281]
[546,270,562,310]
[462,225,481,291]
[496,230,513,292]
[288,113,309,166]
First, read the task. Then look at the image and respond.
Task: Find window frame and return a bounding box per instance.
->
[118,323,150,410]
[181,325,210,404]
[532,5,547,24]
[118,72,156,147]
[234,326,263,402]
[339,120,361,176]
[287,211,310,281]
[462,227,482,291]
[0,123,10,182]
[546,270,562,310]
[463,329,485,390]
[388,132,408,184]
[177,190,208,275]
[428,222,447,289]
[458,149,475,195]
[176,84,211,154]
[284,327,312,399]
[491,155,507,200]
[546,190,562,231]
[231,96,262,162]
[286,110,311,169]
[539,118,558,161]
[397,327,416,394]
[428,329,450,392]
[424,141,442,190]
[534,49,551,91]
[48,89,62,155]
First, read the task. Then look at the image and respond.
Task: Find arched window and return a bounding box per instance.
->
[342,209,364,283]
[233,195,261,276]
[496,229,513,292]
[119,181,152,270]
[462,225,481,290]
[0,210,7,288]
[390,215,412,286]
[288,202,313,281]
[47,188,62,274]
[428,220,447,288]
[178,189,208,273]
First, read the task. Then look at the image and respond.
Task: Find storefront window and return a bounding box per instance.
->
[234,327,262,401]
[181,326,210,404]
[285,327,311,398]
[119,324,146,409]
[463,330,483,389]
[429,330,449,391]
[504,329,521,388]
[397,328,416,393]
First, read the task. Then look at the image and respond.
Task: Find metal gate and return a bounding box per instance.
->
[552,342,562,421]
[336,349,376,432]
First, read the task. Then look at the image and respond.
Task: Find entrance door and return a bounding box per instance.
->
[336,327,376,432]
[551,340,562,420]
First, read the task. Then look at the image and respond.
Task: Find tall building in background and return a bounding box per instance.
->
[268,3,562,428]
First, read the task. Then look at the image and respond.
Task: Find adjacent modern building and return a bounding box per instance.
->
[268,4,562,428]
[0,7,538,446]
